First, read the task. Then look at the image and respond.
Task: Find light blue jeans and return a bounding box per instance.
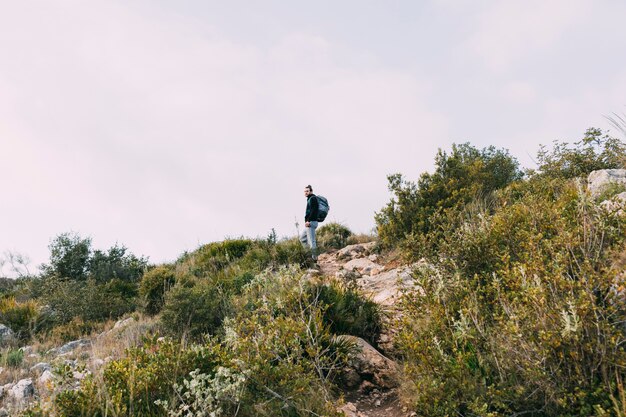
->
[300,221,318,260]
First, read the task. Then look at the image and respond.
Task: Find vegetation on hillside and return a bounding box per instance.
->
[377,129,626,416]
[3,127,626,416]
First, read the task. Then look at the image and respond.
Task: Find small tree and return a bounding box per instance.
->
[88,244,147,282]
[42,233,91,280]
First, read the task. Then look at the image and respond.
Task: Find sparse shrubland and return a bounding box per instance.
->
[52,267,359,417]
[157,237,311,339]
[4,127,626,417]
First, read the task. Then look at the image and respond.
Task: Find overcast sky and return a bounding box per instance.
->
[1,0,626,274]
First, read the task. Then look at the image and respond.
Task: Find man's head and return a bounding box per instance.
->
[304,185,313,197]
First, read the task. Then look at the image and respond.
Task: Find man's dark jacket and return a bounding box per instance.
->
[305,194,319,222]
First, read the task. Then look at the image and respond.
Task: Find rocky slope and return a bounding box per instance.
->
[0,242,415,416]
[2,168,624,416]
[317,242,418,417]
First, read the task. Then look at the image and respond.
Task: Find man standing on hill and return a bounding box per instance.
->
[300,185,319,263]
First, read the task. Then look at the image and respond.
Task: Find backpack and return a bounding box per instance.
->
[316,195,330,222]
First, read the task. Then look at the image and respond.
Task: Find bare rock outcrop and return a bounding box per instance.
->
[48,338,91,356]
[338,336,400,391]
[588,169,626,198]
[0,325,14,346]
[38,370,54,385]
[343,258,382,276]
[320,242,419,308]
[358,265,417,306]
[9,378,34,402]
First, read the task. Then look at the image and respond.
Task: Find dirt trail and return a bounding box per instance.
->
[316,245,415,417]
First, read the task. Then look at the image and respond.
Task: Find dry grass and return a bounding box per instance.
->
[89,314,160,364]
[0,313,160,414]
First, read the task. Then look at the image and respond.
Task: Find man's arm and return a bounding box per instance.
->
[309,196,319,222]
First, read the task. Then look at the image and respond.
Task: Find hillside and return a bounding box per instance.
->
[1,132,626,416]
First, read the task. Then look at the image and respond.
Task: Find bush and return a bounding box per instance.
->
[0,297,38,341]
[190,239,254,275]
[4,347,24,367]
[88,244,147,282]
[41,233,92,280]
[160,279,230,339]
[41,233,147,282]
[230,271,255,294]
[266,238,309,267]
[41,278,137,325]
[346,233,376,245]
[156,367,249,417]
[236,238,310,270]
[139,266,176,315]
[308,280,381,346]
[317,223,353,250]
[535,128,626,179]
[375,143,522,252]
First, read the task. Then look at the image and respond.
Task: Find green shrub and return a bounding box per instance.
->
[41,233,91,280]
[88,244,147,282]
[41,233,147,282]
[317,223,353,250]
[35,233,145,332]
[267,238,309,267]
[41,278,137,325]
[139,266,176,315]
[346,233,376,245]
[308,280,381,346]
[191,239,254,274]
[160,279,230,339]
[5,347,24,367]
[230,271,255,294]
[534,128,626,179]
[375,143,522,252]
